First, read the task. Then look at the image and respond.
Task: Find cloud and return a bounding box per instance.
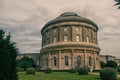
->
[0,0,120,57]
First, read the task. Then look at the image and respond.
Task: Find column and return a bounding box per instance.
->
[91,29,93,43]
[48,52,51,68]
[97,52,100,69]
[82,26,84,42]
[43,53,46,68]
[70,26,73,41]
[93,51,96,69]
[84,49,87,66]
[59,27,61,42]
[58,50,61,69]
[71,50,74,68]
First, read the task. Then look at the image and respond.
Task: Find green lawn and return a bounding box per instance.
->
[18,72,120,80]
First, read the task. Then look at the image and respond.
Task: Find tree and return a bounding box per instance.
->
[0,29,18,80]
[114,0,120,9]
[20,61,32,70]
[17,56,36,70]
[106,60,118,68]
[20,56,35,65]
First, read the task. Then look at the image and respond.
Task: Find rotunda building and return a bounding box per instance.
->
[40,12,100,70]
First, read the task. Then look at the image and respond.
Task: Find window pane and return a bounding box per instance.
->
[54,37,57,43]
[65,56,69,66]
[86,36,90,42]
[64,28,67,31]
[64,35,68,41]
[77,56,81,66]
[54,57,57,66]
[89,57,92,66]
[46,58,48,67]
[76,35,80,41]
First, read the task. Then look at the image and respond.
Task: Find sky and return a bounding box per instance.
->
[0,0,120,57]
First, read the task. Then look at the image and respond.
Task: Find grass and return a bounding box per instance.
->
[18,72,120,80]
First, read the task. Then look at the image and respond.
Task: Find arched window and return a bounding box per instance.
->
[64,35,68,42]
[86,36,90,42]
[46,58,49,67]
[76,35,80,41]
[64,56,69,66]
[53,36,57,43]
[53,57,57,66]
[77,56,81,66]
[89,56,92,66]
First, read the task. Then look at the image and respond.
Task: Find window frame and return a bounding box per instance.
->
[64,56,69,66]
[64,35,68,42]
[76,35,80,41]
[53,57,57,66]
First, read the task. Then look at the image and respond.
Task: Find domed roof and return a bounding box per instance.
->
[41,12,98,33]
[60,12,78,17]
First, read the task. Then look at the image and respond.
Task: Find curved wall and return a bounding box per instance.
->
[40,12,100,70]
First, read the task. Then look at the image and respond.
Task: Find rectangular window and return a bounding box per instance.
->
[86,36,90,42]
[64,28,67,31]
[76,35,80,41]
[54,37,57,43]
[64,35,68,41]
[65,56,69,66]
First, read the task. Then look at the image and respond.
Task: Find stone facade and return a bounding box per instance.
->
[16,54,120,69]
[100,55,120,66]
[40,12,101,70]
[100,55,116,63]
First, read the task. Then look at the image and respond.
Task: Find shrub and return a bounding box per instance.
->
[83,66,90,72]
[26,67,36,74]
[45,68,52,73]
[117,66,120,73]
[100,67,117,80]
[17,67,24,72]
[78,67,88,75]
[100,61,106,68]
[69,68,77,73]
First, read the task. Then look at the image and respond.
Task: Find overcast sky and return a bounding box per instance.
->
[0,0,120,57]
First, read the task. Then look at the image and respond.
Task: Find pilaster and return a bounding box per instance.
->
[84,49,87,66]
[71,50,74,68]
[93,51,96,69]
[48,52,51,68]
[58,50,61,69]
